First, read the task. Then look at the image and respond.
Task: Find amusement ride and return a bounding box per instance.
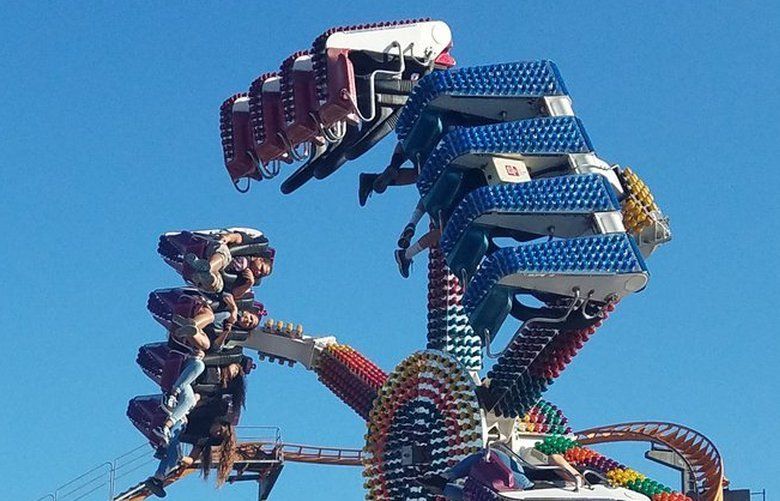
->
[38,18,731,501]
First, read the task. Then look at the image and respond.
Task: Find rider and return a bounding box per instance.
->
[153,296,258,444]
[356,144,437,278]
[144,400,239,497]
[150,319,211,448]
[171,293,262,355]
[153,360,247,449]
[418,445,533,499]
[186,231,274,296]
[358,143,418,206]
[420,445,587,499]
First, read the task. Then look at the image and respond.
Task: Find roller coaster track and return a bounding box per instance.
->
[113,441,362,500]
[243,441,363,466]
[575,422,724,501]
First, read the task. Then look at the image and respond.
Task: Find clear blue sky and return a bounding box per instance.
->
[2,1,778,500]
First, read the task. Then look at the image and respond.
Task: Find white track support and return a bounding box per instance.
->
[231,322,336,370]
[325,20,452,61]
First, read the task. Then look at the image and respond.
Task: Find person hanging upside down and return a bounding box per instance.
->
[150,317,211,446]
[144,400,239,498]
[153,298,257,445]
[154,359,247,449]
[418,445,534,499]
[172,293,262,353]
[186,231,274,295]
[354,143,442,278]
[358,143,419,206]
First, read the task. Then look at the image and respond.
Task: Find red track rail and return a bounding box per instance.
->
[275,442,363,465]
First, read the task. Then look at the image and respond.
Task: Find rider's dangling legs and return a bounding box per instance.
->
[154,357,205,446]
[394,225,441,279]
[359,143,418,206]
[154,315,211,445]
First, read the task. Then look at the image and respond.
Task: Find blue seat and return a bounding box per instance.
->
[440,174,623,278]
[396,61,571,162]
[416,116,594,218]
[463,234,648,340]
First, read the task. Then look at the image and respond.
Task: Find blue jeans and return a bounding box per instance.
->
[495,450,533,490]
[154,425,183,479]
[169,357,205,424]
[443,484,466,500]
[444,452,483,481]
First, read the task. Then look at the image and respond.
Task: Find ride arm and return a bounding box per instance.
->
[510,295,605,332]
[218,232,244,245]
[548,453,585,487]
[510,296,558,322]
[212,326,232,353]
[210,295,239,351]
[222,293,240,322]
[229,269,256,300]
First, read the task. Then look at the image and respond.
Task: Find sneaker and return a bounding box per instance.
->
[184,253,209,272]
[171,314,196,328]
[144,477,167,498]
[358,173,378,207]
[397,223,416,249]
[190,269,223,293]
[416,474,447,495]
[394,249,412,279]
[161,393,178,414]
[151,426,171,448]
[174,324,198,338]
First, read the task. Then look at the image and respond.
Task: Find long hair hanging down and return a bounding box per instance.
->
[200,441,214,480]
[199,422,238,486]
[215,424,238,486]
[221,366,247,410]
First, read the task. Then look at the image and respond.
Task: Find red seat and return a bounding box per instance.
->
[160,352,186,394]
[316,48,358,127]
[220,94,258,184]
[249,73,289,165]
[280,51,324,147]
